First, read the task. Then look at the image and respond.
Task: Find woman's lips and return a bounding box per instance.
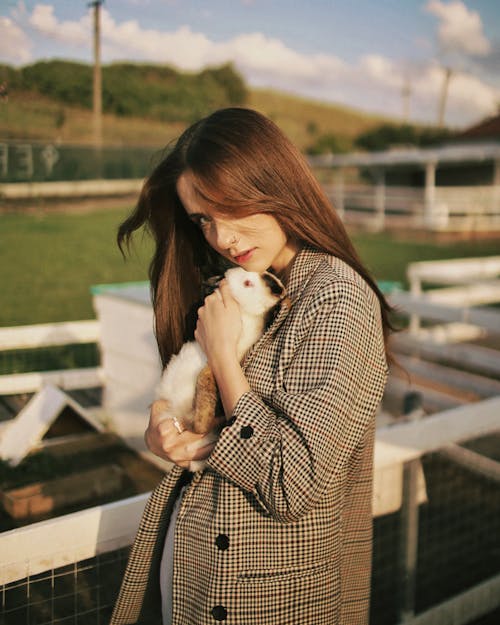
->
[234,248,255,263]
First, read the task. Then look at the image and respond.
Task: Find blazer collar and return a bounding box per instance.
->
[283,244,327,302]
[269,244,326,327]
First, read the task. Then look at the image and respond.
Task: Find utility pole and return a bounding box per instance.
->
[401,77,412,123]
[89,1,103,148]
[437,66,452,128]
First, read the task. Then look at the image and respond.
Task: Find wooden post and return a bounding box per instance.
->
[0,142,7,177]
[374,168,386,231]
[408,264,422,335]
[424,161,437,228]
[493,159,500,219]
[398,393,422,623]
[334,168,345,219]
[91,1,103,150]
[399,458,420,623]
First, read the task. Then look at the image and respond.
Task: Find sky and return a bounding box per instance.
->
[1,0,499,128]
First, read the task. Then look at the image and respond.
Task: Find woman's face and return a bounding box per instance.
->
[177,170,299,273]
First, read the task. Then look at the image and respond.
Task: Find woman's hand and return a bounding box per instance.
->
[195,279,242,368]
[195,280,251,418]
[145,400,216,468]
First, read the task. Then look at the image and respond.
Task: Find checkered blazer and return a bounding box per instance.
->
[111,246,388,625]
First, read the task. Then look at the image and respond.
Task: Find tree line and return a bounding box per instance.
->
[0,60,247,123]
[1,59,454,152]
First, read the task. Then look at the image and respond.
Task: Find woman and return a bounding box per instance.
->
[111,108,391,625]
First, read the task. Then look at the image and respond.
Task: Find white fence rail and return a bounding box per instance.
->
[0,320,101,395]
[322,183,500,232]
[0,320,100,350]
[0,179,142,199]
[0,492,147,585]
[399,256,500,339]
[391,292,500,335]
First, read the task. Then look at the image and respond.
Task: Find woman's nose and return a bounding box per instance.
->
[214,223,237,249]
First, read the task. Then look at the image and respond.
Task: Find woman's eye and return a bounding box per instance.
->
[191,215,210,228]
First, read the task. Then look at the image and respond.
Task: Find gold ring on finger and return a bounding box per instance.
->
[172,416,185,434]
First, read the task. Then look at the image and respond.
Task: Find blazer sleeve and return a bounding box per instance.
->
[206,278,388,523]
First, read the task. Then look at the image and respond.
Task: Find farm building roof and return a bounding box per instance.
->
[0,385,104,466]
[456,113,500,141]
[308,141,500,169]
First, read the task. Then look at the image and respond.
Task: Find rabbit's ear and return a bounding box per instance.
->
[202,274,224,296]
[261,271,287,300]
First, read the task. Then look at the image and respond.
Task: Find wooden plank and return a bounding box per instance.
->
[390,292,500,334]
[410,322,486,344]
[394,355,500,398]
[375,396,500,469]
[407,256,500,285]
[373,458,427,518]
[439,443,500,483]
[0,320,100,350]
[0,179,142,199]
[391,333,500,379]
[383,376,464,416]
[32,431,119,456]
[0,367,104,395]
[423,281,500,306]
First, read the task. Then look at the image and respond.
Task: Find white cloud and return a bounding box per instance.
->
[28,3,89,46]
[425,0,491,56]
[0,16,32,64]
[4,2,498,127]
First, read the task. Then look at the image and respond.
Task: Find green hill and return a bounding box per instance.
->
[0,60,390,152]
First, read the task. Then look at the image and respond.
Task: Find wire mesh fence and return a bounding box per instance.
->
[0,141,159,183]
[1,547,129,625]
[0,431,498,625]
[371,434,500,625]
[0,344,100,377]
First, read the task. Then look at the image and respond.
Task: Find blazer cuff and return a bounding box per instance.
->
[206,391,278,491]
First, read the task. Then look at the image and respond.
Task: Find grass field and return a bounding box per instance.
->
[0,206,151,326]
[247,88,387,151]
[1,206,500,327]
[0,87,387,152]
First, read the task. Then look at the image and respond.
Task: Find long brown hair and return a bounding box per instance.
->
[118,107,394,366]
